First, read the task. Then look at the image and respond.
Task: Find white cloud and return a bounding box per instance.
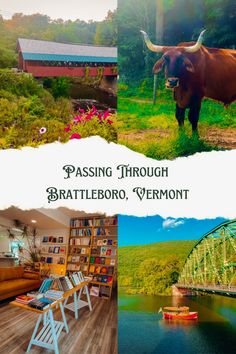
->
[162,218,185,229]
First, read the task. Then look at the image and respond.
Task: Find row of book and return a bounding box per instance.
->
[70,238,90,246]
[41,245,66,254]
[67,263,88,272]
[15,295,57,310]
[89,265,114,275]
[69,247,89,255]
[90,256,116,266]
[68,255,89,263]
[70,217,117,228]
[94,227,111,236]
[42,236,64,243]
[15,273,87,310]
[40,256,65,265]
[90,285,110,298]
[91,247,116,257]
[94,217,117,226]
[92,274,113,284]
[93,239,117,246]
[70,219,93,227]
[70,228,92,236]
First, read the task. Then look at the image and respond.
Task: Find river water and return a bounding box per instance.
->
[70,83,117,108]
[119,292,236,354]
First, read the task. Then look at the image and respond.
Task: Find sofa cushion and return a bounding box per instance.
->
[0,266,24,282]
[0,278,40,295]
[23,271,40,280]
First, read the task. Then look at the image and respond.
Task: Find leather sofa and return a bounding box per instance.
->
[0,266,42,301]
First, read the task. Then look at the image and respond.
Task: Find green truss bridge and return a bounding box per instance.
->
[176,220,236,297]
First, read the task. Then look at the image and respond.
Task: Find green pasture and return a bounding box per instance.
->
[117,82,236,160]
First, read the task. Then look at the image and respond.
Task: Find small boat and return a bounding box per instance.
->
[159,306,198,320]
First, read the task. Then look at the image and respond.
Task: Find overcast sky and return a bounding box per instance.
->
[0,0,117,21]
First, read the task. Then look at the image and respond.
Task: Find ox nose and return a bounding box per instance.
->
[166,78,179,88]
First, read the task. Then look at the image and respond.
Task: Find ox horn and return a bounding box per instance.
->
[184,29,206,53]
[140,30,164,53]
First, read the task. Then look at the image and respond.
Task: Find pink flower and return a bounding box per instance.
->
[91,105,97,114]
[79,108,85,113]
[98,113,103,122]
[73,115,81,123]
[85,113,92,121]
[70,133,81,140]
[107,119,113,125]
[64,124,71,132]
[103,110,110,120]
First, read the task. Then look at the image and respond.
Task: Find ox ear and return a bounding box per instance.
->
[183,57,195,72]
[153,57,164,74]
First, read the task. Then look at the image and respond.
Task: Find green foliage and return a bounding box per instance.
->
[0,45,17,68]
[95,10,117,46]
[119,0,236,84]
[119,240,196,295]
[0,70,43,96]
[50,77,70,99]
[0,70,74,148]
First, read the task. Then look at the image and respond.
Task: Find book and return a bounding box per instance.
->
[53,246,60,253]
[39,278,53,293]
[44,290,64,300]
[100,267,107,274]
[110,259,116,266]
[58,257,65,264]
[58,276,73,291]
[15,295,34,304]
[90,286,99,297]
[27,292,44,299]
[89,265,95,273]
[29,299,50,310]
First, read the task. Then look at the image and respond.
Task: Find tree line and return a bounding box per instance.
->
[118,0,236,83]
[0,10,117,68]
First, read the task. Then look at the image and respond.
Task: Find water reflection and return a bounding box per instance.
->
[119,293,236,354]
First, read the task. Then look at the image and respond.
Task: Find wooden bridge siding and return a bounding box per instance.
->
[24,63,117,77]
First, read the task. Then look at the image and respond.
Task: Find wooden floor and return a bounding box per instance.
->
[0,294,117,354]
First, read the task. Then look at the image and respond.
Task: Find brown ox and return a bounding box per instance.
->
[141,30,236,133]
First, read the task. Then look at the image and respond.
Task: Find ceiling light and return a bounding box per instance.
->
[31,220,37,223]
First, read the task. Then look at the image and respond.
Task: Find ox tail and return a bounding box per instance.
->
[153,74,158,104]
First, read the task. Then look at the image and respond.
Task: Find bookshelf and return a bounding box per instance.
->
[40,235,68,275]
[67,215,117,299]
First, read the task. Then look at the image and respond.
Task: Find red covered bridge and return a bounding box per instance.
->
[17,38,117,78]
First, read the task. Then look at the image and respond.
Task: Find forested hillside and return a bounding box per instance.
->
[119,240,196,295]
[0,10,117,68]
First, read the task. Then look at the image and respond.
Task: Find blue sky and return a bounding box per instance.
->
[118,215,227,246]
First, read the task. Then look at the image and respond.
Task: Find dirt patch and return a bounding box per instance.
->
[118,128,171,143]
[202,127,236,149]
[118,126,236,150]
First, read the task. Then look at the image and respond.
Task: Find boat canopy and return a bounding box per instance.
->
[163,306,189,312]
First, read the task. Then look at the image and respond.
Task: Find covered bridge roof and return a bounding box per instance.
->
[18,38,117,63]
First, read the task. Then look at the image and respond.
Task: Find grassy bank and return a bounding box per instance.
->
[117,82,236,159]
[118,240,196,296]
